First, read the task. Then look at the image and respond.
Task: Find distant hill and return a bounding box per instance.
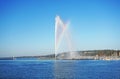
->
[0,50,120,60]
[56,50,120,60]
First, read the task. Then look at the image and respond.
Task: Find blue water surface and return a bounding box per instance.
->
[0,60,120,79]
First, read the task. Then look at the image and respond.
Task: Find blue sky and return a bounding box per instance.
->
[0,0,120,57]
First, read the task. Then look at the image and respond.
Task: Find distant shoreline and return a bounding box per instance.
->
[0,50,120,60]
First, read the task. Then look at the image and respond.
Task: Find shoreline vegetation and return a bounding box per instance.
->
[0,50,120,60]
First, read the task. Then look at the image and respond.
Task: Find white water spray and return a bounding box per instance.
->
[55,15,76,59]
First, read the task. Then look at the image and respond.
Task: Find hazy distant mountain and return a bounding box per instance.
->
[0,50,120,60]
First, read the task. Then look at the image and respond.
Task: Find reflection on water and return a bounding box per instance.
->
[0,60,120,79]
[55,60,75,79]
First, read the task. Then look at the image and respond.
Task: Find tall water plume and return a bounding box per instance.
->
[55,15,76,59]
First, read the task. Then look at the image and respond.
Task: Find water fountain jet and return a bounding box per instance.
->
[55,15,76,59]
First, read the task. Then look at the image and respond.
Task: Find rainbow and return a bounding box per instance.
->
[55,16,75,58]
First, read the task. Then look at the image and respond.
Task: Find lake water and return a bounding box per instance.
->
[0,60,120,79]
